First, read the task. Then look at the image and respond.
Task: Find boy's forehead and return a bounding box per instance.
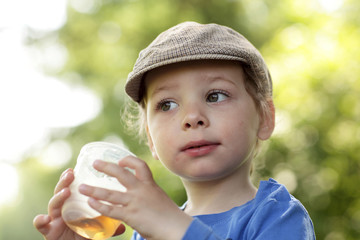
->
[145,60,245,93]
[146,59,244,77]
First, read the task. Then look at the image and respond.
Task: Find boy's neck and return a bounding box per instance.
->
[181,170,257,216]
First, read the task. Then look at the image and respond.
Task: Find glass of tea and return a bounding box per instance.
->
[61,142,134,240]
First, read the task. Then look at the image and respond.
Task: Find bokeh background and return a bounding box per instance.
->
[0,0,359,239]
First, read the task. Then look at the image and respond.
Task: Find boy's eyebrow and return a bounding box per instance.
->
[206,75,238,87]
[149,84,179,97]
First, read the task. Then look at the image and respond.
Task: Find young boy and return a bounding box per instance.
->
[34,22,315,240]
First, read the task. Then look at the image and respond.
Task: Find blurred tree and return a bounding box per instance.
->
[2,0,359,239]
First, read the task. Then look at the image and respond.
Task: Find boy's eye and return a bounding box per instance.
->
[158,101,178,111]
[207,92,228,103]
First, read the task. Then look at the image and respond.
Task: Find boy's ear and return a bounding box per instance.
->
[257,100,275,140]
[145,124,159,160]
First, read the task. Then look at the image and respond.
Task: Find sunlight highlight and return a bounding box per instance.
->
[0,0,67,31]
[275,169,298,193]
[39,140,73,168]
[318,0,344,12]
[0,163,19,205]
[0,0,102,163]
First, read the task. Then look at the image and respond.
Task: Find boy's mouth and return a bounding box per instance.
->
[181,140,220,151]
[181,140,220,157]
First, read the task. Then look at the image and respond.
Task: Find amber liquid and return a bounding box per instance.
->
[66,215,121,240]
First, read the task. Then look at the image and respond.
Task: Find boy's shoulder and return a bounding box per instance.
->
[252,178,310,217]
[255,178,294,203]
[246,179,315,239]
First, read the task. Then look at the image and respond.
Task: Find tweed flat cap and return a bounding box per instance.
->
[125,21,272,102]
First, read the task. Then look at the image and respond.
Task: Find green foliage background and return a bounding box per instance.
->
[1,0,359,239]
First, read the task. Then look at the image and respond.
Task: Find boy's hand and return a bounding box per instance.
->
[33,168,125,240]
[79,156,193,240]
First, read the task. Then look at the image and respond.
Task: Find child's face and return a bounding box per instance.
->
[144,60,273,182]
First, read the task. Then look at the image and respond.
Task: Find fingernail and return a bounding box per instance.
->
[93,159,104,168]
[60,188,67,195]
[63,172,70,179]
[79,184,87,192]
[62,169,73,179]
[60,169,69,179]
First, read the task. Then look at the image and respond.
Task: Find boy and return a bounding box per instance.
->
[34,22,315,239]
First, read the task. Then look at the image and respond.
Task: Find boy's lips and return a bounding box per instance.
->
[181,140,220,157]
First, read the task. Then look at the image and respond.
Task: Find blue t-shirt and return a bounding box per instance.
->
[131,179,315,240]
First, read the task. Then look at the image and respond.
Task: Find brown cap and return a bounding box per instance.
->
[125,21,272,102]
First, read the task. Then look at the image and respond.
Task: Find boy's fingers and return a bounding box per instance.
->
[88,197,125,220]
[59,168,72,179]
[33,214,51,235]
[118,156,153,182]
[54,169,74,194]
[48,188,70,217]
[79,184,130,205]
[93,160,137,188]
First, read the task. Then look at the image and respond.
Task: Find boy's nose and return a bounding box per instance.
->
[181,105,209,130]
